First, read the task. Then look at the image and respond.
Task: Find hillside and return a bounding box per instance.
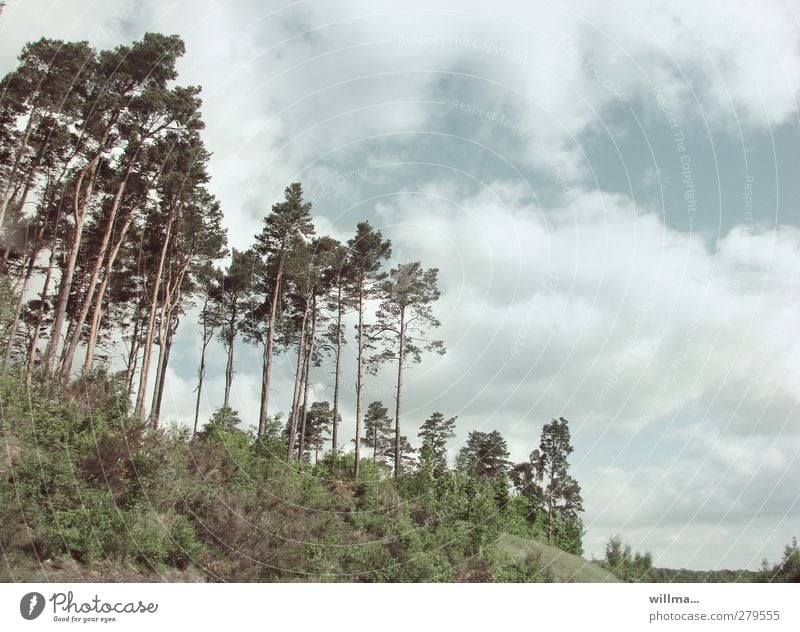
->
[0,372,590,583]
[495,534,621,583]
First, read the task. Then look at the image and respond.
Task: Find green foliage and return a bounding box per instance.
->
[759,537,800,583]
[2,371,723,584]
[0,276,15,350]
[457,429,511,482]
[417,411,456,475]
[602,535,653,581]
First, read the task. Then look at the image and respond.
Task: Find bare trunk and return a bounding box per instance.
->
[0,111,35,232]
[124,311,141,393]
[149,322,168,427]
[354,283,364,480]
[150,317,176,429]
[25,225,60,385]
[258,259,283,437]
[222,303,237,408]
[286,302,308,460]
[59,177,129,377]
[547,470,555,543]
[296,343,309,460]
[331,286,343,456]
[2,223,44,376]
[148,253,190,428]
[82,208,136,372]
[82,277,107,373]
[298,302,316,461]
[42,153,102,374]
[193,295,212,438]
[134,215,173,419]
[394,308,405,479]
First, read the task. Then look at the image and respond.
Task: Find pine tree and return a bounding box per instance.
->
[212,248,255,408]
[360,400,393,464]
[532,417,584,545]
[320,239,352,456]
[252,183,314,437]
[370,262,445,478]
[417,411,456,476]
[346,221,390,478]
[193,264,223,437]
[303,400,335,463]
[457,430,511,483]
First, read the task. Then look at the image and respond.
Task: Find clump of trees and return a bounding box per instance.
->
[0,29,592,582]
[599,534,799,583]
[0,33,448,481]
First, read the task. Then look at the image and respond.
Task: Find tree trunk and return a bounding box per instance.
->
[222,302,237,408]
[150,316,176,429]
[125,309,142,393]
[59,176,130,377]
[25,220,60,384]
[0,110,35,232]
[331,287,343,456]
[298,301,316,462]
[258,259,283,437]
[148,253,190,428]
[286,301,308,460]
[2,222,44,376]
[548,470,555,543]
[296,342,309,461]
[41,153,102,375]
[354,282,364,480]
[394,307,406,479]
[193,294,212,438]
[149,324,168,428]
[82,207,137,373]
[134,214,173,419]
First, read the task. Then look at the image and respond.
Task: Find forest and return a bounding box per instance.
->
[1,32,797,583]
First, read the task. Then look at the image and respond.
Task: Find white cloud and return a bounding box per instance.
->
[2,0,799,570]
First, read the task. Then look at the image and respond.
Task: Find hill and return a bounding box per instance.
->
[495,533,621,582]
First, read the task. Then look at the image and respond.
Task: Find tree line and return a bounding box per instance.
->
[0,31,586,557]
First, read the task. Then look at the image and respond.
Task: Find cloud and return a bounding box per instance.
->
[2,0,799,570]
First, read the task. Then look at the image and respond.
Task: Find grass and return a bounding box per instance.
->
[495,533,621,583]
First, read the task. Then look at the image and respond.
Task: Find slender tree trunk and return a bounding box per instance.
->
[134,215,173,419]
[82,208,137,372]
[83,285,107,374]
[149,327,168,427]
[148,254,190,428]
[25,223,60,385]
[394,308,406,479]
[547,469,555,543]
[296,341,309,460]
[354,283,365,480]
[258,259,283,437]
[331,287,343,456]
[0,111,35,232]
[125,311,141,393]
[42,153,102,374]
[2,224,44,376]
[222,303,237,408]
[0,162,40,270]
[193,294,212,438]
[59,176,130,377]
[286,302,308,460]
[150,317,176,429]
[298,302,315,462]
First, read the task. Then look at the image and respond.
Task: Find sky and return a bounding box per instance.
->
[1,0,799,571]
